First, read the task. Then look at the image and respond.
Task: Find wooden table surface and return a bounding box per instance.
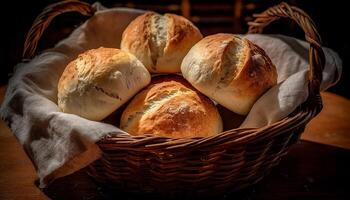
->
[0,88,349,200]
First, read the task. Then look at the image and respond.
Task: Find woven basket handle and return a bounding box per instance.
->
[23,0,95,59]
[248,2,325,94]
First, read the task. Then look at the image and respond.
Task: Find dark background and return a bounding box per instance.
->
[2,0,349,98]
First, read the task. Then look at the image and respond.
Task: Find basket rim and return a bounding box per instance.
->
[97,93,321,151]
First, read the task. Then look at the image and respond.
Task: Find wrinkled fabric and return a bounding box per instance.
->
[240,34,342,128]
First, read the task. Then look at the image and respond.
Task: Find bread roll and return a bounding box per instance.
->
[181,33,277,115]
[58,47,151,121]
[121,12,203,73]
[120,76,223,138]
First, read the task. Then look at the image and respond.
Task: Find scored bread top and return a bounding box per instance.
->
[121,12,203,73]
[120,75,223,138]
[181,33,277,115]
[58,47,151,121]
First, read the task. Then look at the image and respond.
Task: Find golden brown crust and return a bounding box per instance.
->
[58,60,77,94]
[163,13,202,54]
[120,75,223,138]
[181,33,277,115]
[120,12,154,71]
[57,47,151,121]
[59,48,126,92]
[232,39,277,99]
[121,12,203,73]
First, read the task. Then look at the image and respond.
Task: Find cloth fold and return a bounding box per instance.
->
[0,4,342,188]
[240,34,342,128]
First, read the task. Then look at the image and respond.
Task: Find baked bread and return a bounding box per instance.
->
[120,12,203,73]
[58,47,151,121]
[120,76,223,138]
[181,33,277,115]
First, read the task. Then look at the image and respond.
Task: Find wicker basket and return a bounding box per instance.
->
[23,0,325,196]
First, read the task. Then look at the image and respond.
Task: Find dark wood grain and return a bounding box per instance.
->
[302,92,350,149]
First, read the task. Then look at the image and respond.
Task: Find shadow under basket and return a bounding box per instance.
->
[24,1,325,196]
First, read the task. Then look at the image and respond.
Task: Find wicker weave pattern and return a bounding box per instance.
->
[247,2,325,96]
[23,1,324,195]
[23,0,95,59]
[88,102,319,194]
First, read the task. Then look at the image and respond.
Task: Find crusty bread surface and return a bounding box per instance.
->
[120,75,223,138]
[181,33,277,115]
[121,12,203,73]
[58,47,151,121]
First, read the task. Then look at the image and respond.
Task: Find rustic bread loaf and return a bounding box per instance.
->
[181,33,277,115]
[120,75,223,138]
[58,47,151,121]
[121,12,203,73]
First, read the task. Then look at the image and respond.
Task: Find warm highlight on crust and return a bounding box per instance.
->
[120,75,223,138]
[181,33,277,115]
[121,12,203,73]
[58,47,151,121]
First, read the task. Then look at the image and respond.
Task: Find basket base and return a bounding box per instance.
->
[86,158,280,198]
[87,124,306,197]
